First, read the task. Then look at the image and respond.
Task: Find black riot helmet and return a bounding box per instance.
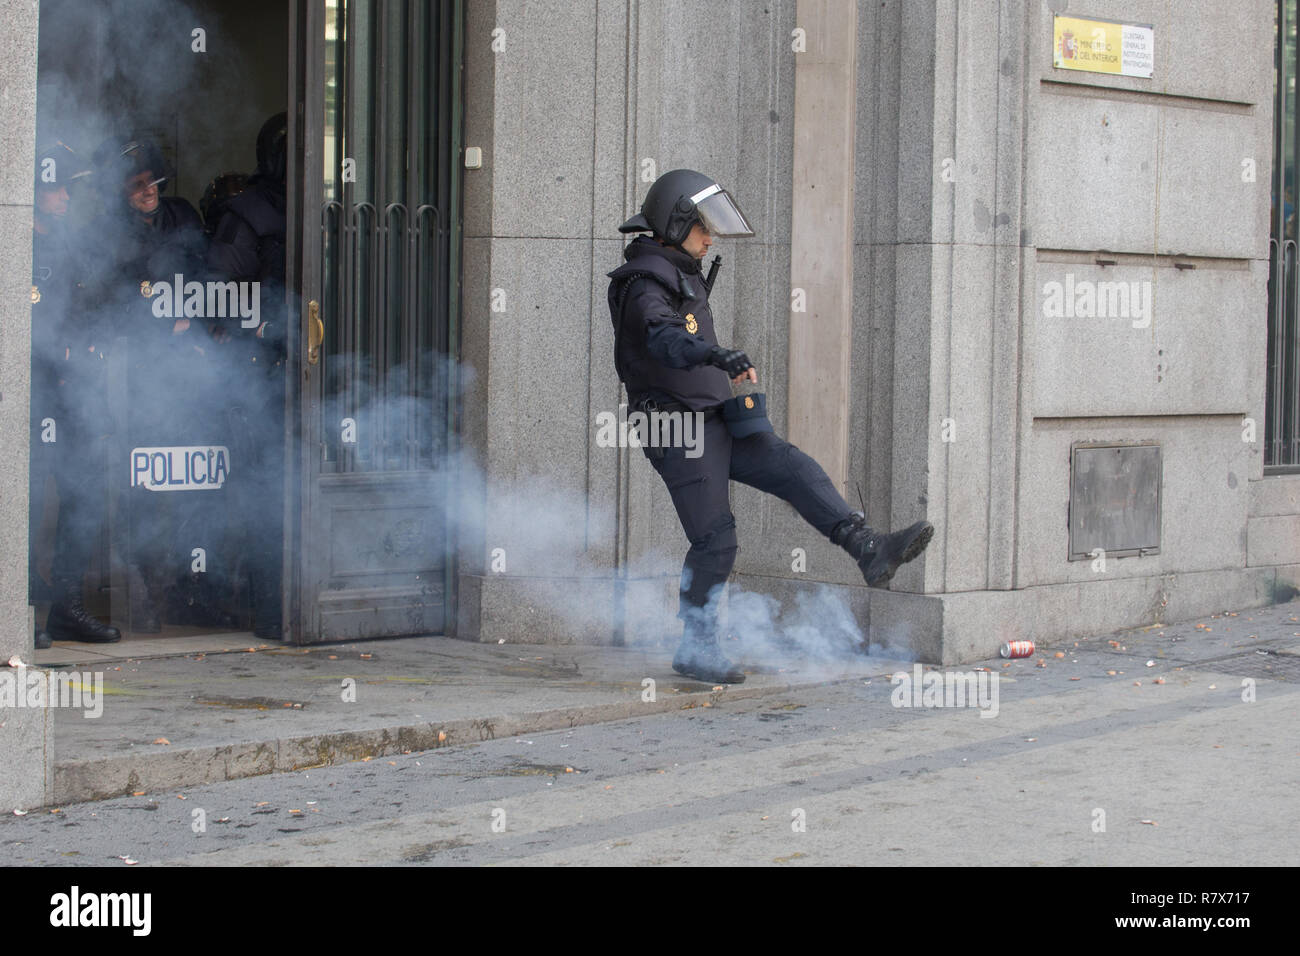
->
[200,171,249,235]
[118,140,170,192]
[34,140,93,192]
[94,138,170,202]
[255,111,288,185]
[618,168,754,245]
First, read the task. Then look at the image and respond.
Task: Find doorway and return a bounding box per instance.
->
[29,0,461,653]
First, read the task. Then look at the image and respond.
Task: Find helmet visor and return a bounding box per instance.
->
[690,184,754,237]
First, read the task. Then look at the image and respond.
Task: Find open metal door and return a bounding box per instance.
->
[289,0,461,643]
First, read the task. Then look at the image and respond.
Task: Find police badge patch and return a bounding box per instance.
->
[684,312,698,334]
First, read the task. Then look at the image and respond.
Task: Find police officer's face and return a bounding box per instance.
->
[126,170,160,215]
[36,185,70,219]
[680,222,712,259]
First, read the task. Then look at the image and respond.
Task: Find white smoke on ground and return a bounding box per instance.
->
[723,583,918,677]
[398,357,901,669]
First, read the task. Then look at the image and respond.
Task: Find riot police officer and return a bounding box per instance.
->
[89,137,210,632]
[29,142,120,646]
[206,112,289,639]
[607,169,933,684]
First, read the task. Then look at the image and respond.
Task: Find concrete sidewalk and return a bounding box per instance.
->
[25,598,1300,807]
[38,635,900,805]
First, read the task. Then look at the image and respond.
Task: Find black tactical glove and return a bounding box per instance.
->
[707,346,754,378]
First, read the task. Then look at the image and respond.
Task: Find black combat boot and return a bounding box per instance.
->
[832,511,934,589]
[46,576,121,644]
[672,614,746,684]
[34,624,52,650]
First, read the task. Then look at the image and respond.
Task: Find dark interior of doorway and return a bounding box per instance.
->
[32,0,292,646]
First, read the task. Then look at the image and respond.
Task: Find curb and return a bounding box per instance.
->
[52,675,862,805]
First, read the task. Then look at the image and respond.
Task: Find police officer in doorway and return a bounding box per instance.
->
[89,137,209,632]
[29,142,121,646]
[206,112,289,639]
[607,169,934,684]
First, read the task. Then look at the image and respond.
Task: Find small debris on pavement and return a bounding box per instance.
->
[1140,820,1158,826]
[153,738,170,746]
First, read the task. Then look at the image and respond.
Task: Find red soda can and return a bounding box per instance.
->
[1000,640,1035,659]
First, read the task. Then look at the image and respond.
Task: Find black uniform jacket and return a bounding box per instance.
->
[606,236,731,412]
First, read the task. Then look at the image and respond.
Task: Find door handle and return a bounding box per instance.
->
[307,300,324,366]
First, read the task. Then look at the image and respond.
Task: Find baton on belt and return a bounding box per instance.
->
[703,254,722,295]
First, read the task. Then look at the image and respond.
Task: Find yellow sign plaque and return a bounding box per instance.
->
[1053,14,1153,79]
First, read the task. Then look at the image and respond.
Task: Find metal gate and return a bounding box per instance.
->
[289,0,462,641]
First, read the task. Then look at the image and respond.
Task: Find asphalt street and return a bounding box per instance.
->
[4,615,1297,866]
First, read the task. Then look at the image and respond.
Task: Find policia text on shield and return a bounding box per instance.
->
[607,169,934,684]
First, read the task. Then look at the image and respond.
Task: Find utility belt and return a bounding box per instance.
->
[631,396,718,461]
[633,396,722,421]
[632,392,772,460]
